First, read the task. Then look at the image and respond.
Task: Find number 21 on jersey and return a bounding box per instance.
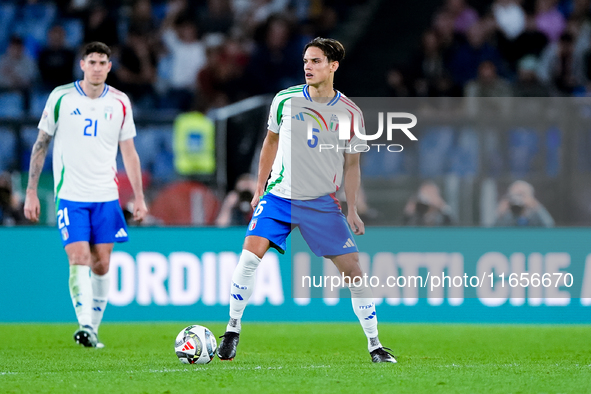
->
[84,119,98,136]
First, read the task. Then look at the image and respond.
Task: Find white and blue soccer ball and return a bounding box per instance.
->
[175,325,217,364]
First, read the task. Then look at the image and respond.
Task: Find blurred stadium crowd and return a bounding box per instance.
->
[1,0,591,228]
[0,0,358,114]
[388,0,591,98]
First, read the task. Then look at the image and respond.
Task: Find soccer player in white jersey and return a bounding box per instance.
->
[24,42,148,348]
[217,37,396,363]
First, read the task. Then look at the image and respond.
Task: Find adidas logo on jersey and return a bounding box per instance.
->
[291,112,305,121]
[115,228,128,238]
[70,108,81,115]
[342,238,355,248]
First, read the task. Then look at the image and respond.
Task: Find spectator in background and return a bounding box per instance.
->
[404,181,454,226]
[216,174,257,227]
[198,34,249,107]
[115,27,158,109]
[83,3,119,47]
[386,66,411,97]
[447,21,507,86]
[535,0,566,42]
[0,172,28,226]
[198,0,234,35]
[38,25,76,90]
[464,60,513,97]
[432,11,462,61]
[161,0,206,111]
[445,0,479,33]
[514,55,550,96]
[128,0,158,41]
[410,30,449,97]
[308,2,339,38]
[245,15,302,95]
[537,32,583,95]
[172,96,216,179]
[501,13,549,70]
[0,36,38,90]
[235,0,292,36]
[495,180,554,227]
[493,0,526,41]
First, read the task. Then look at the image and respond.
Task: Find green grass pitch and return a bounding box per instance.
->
[1,323,590,393]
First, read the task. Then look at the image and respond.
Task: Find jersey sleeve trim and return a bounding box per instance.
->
[54,93,68,125]
[116,98,127,129]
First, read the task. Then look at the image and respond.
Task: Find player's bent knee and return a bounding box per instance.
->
[243,236,270,259]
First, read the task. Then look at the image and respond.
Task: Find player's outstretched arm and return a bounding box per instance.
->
[119,138,148,222]
[344,152,365,235]
[251,130,279,210]
[24,130,52,222]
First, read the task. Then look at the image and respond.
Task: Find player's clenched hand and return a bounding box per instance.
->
[347,211,365,235]
[251,188,264,211]
[24,190,40,223]
[132,197,148,223]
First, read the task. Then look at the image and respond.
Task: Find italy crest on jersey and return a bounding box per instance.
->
[329,113,339,133]
[104,106,113,121]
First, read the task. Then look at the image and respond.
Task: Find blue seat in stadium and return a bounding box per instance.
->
[152,127,176,183]
[116,127,175,182]
[450,129,479,177]
[29,90,50,117]
[0,91,25,118]
[546,128,561,177]
[61,19,84,49]
[0,3,17,53]
[20,127,53,172]
[419,127,455,177]
[11,3,56,50]
[133,128,159,173]
[508,128,539,177]
[361,147,406,178]
[0,127,17,172]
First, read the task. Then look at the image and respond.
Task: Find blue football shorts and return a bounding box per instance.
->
[245,192,358,257]
[55,199,129,247]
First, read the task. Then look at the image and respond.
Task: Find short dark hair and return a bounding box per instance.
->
[82,42,111,59]
[303,37,345,63]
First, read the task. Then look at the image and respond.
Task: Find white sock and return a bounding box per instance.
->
[91,271,109,334]
[69,265,92,327]
[227,250,261,333]
[349,281,381,351]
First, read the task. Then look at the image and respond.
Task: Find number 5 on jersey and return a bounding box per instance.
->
[84,119,98,136]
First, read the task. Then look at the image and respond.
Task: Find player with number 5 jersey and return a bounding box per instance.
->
[24,42,148,349]
[217,38,396,364]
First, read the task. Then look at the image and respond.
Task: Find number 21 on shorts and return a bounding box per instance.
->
[57,207,70,229]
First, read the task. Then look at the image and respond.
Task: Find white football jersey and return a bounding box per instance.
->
[38,81,136,202]
[266,84,366,200]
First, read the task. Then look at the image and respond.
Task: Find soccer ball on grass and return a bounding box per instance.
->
[175,325,217,364]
